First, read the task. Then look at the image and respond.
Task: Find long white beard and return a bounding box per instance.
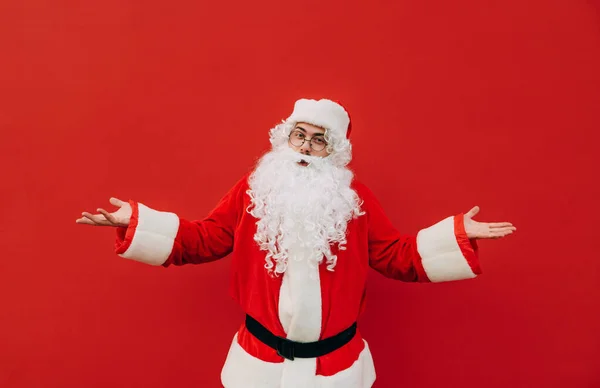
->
[246,146,364,275]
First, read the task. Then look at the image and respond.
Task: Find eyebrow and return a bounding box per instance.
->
[295,125,325,136]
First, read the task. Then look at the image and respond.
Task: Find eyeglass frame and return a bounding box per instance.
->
[288,128,329,151]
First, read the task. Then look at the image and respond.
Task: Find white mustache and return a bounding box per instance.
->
[277,147,329,168]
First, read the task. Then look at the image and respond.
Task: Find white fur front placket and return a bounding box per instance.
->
[278,241,323,388]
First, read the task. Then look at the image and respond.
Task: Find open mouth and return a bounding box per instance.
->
[298,160,309,167]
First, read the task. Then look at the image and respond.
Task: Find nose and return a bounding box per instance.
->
[299,139,311,153]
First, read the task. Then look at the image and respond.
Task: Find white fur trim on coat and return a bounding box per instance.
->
[220,333,377,388]
[416,216,477,282]
[277,244,323,387]
[117,203,179,266]
[287,99,349,139]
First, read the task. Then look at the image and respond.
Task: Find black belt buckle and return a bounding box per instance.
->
[276,338,295,361]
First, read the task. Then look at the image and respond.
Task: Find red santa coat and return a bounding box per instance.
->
[114,173,480,388]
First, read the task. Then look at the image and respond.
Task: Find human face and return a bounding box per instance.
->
[288,122,330,166]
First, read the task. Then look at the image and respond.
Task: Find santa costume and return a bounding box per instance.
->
[114,98,480,388]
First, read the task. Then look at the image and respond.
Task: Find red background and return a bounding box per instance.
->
[1,0,599,387]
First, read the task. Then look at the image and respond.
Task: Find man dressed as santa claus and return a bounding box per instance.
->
[77,98,516,388]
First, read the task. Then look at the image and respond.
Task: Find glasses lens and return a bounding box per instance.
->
[310,137,326,151]
[289,131,305,147]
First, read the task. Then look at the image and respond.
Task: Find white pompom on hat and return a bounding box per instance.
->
[286,98,352,140]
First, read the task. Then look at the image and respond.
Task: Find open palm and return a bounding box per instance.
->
[76,197,131,227]
[464,206,516,239]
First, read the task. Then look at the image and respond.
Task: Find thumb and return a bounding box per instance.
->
[465,206,480,219]
[110,197,125,207]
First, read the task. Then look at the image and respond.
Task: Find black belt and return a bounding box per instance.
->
[245,314,357,361]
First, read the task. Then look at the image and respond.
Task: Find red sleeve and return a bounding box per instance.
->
[358,183,431,283]
[454,213,481,275]
[163,175,248,266]
[114,175,249,267]
[115,200,139,254]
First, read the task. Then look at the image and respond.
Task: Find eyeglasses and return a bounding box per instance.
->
[288,130,328,151]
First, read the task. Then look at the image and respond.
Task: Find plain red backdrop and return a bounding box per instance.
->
[1,0,599,387]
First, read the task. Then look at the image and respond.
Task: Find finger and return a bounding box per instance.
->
[489,227,515,234]
[110,197,125,207]
[97,208,118,224]
[465,206,480,219]
[82,211,110,226]
[489,222,515,229]
[489,229,514,238]
[75,217,96,225]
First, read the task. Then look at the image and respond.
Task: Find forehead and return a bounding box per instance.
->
[294,122,326,134]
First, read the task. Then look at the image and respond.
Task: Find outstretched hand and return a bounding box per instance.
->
[76,197,131,227]
[464,206,516,239]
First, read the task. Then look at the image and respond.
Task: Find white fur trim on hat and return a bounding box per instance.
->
[286,99,350,139]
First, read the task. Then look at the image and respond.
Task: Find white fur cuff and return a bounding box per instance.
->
[416,216,477,282]
[118,203,180,266]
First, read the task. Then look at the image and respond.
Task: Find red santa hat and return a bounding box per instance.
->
[286,98,352,140]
